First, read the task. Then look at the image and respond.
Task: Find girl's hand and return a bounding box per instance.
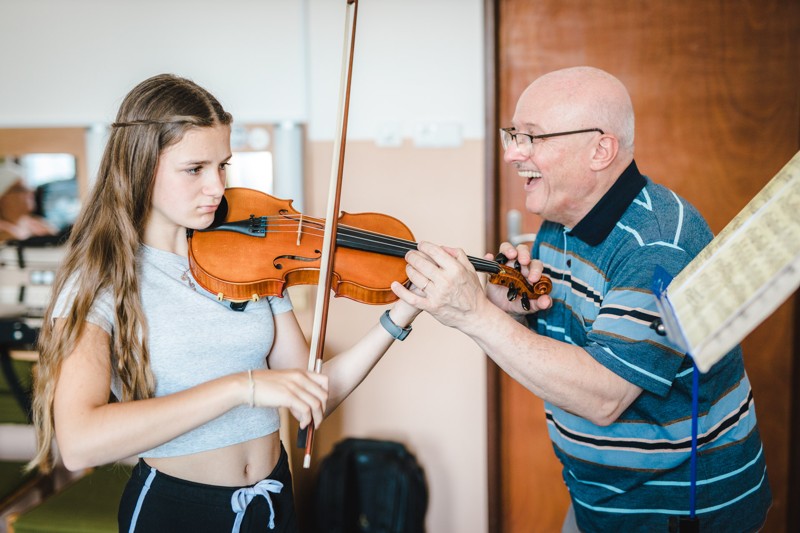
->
[249,369,329,429]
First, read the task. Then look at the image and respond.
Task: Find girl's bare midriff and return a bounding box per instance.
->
[143,431,281,487]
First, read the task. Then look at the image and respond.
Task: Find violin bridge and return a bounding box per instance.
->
[296,214,304,245]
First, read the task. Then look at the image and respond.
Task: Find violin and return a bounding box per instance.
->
[187,187,552,309]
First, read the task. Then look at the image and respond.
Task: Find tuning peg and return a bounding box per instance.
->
[521,294,530,311]
[514,260,521,271]
[506,284,518,301]
[496,252,508,264]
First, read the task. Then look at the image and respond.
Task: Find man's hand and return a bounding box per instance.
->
[484,241,552,317]
[391,241,552,330]
[390,241,488,331]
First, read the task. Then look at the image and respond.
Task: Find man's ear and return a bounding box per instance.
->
[590,134,618,171]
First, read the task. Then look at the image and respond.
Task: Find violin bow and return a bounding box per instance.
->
[299,0,359,469]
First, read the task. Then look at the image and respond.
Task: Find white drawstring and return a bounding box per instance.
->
[230,479,284,532]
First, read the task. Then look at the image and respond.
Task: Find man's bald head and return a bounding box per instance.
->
[517,66,635,157]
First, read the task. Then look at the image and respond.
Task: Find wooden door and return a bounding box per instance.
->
[485,1,800,531]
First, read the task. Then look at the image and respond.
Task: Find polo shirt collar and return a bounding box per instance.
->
[569,160,646,246]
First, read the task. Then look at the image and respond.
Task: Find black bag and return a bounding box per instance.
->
[313,438,428,533]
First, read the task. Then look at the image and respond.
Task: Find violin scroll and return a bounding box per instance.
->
[486,264,552,311]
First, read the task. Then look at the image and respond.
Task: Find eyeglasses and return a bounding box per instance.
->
[499,127,604,155]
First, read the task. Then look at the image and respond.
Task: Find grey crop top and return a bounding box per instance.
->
[52,244,293,458]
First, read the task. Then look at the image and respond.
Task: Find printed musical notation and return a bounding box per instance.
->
[654,150,800,372]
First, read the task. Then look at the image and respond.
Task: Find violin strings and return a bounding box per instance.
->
[252,214,415,253]
[228,214,501,273]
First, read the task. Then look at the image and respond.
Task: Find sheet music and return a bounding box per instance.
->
[657,150,800,372]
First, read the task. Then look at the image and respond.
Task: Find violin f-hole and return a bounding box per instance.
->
[273,250,322,270]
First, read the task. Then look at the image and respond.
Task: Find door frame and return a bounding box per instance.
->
[483,1,502,531]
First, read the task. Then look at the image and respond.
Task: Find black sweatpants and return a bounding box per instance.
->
[118,445,297,532]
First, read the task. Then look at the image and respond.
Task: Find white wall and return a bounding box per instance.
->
[0,1,489,531]
[0,0,306,126]
[0,0,485,140]
[306,0,485,140]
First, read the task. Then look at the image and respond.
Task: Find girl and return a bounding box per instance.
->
[29,74,420,532]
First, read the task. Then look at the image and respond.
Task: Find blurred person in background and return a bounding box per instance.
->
[0,163,58,242]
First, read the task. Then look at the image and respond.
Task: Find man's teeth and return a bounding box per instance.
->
[519,170,541,179]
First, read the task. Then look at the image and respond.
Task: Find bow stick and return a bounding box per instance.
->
[298,0,359,469]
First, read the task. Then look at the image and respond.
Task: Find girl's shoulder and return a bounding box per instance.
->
[52,271,114,333]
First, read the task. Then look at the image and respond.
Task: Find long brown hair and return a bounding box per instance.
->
[30,74,233,473]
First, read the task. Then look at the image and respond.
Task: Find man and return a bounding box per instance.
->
[392,67,771,531]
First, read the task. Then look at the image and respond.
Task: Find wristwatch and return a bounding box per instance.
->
[380,310,412,341]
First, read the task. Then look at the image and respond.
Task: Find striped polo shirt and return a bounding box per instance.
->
[531,160,771,532]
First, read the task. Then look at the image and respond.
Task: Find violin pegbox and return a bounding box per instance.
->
[487,263,552,311]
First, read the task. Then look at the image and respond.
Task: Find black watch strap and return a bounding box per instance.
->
[380,310,412,341]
